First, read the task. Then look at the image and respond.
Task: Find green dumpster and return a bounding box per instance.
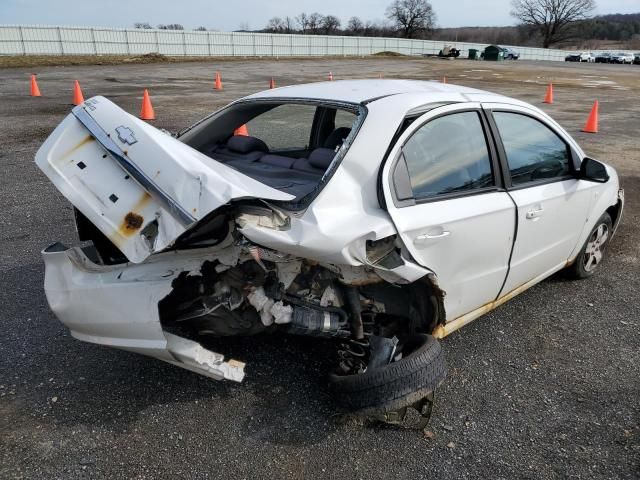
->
[483,45,503,61]
[468,48,479,60]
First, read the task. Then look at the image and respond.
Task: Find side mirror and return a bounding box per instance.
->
[580,157,609,183]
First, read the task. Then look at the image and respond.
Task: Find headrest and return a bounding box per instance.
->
[308,148,336,170]
[323,127,351,149]
[227,135,269,154]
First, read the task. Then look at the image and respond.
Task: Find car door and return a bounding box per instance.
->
[381,104,516,321]
[484,105,594,295]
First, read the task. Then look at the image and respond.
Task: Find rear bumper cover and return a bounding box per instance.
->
[42,243,245,382]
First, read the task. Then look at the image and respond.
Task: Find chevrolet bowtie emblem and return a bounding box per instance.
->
[116,126,137,145]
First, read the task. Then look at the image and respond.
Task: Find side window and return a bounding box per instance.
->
[402,111,494,200]
[493,112,571,186]
[246,104,316,151]
[333,109,358,130]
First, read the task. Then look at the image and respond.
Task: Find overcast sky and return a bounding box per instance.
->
[1,0,638,30]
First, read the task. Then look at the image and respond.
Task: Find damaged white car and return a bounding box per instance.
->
[37,80,623,426]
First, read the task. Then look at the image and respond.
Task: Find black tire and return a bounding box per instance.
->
[329,334,446,413]
[567,212,612,279]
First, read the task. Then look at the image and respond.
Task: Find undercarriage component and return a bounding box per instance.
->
[288,306,347,337]
[342,285,364,340]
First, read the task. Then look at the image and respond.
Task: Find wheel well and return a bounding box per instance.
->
[606,200,622,228]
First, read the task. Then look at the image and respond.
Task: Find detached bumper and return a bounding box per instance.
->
[42,243,244,381]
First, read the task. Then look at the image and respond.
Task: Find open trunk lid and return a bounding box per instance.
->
[35,96,294,263]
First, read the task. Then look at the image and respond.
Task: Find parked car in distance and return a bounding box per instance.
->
[595,52,612,63]
[565,52,594,62]
[438,45,460,58]
[611,52,634,64]
[502,47,520,59]
[634,53,640,65]
[35,80,624,426]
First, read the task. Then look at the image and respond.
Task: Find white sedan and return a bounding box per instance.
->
[611,52,634,64]
[36,80,623,425]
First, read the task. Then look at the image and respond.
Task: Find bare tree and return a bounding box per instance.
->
[283,16,295,33]
[134,22,153,29]
[510,0,595,47]
[322,15,341,35]
[296,13,310,33]
[266,17,286,32]
[347,16,365,35]
[386,0,436,38]
[194,26,207,31]
[307,12,325,34]
[238,21,250,32]
[158,24,184,30]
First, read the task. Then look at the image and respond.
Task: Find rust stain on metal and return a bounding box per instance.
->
[58,135,95,161]
[120,212,144,236]
[117,192,152,237]
[132,191,152,211]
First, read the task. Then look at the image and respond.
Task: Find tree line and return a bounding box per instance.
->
[133,0,640,49]
[263,0,436,39]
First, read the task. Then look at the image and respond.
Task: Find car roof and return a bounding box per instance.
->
[244,79,504,105]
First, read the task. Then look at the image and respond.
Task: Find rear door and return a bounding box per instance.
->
[381,103,516,321]
[484,104,593,294]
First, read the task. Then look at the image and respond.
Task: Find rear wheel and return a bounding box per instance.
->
[329,334,446,428]
[567,212,612,279]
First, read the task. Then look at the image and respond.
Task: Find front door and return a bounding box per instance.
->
[485,107,593,295]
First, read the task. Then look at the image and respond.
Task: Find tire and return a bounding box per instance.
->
[567,212,612,279]
[329,334,446,413]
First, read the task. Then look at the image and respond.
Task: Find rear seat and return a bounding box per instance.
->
[208,126,350,177]
[206,135,269,163]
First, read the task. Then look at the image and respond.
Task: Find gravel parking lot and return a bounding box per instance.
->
[0,57,638,479]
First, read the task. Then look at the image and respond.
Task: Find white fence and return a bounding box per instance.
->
[0,24,621,62]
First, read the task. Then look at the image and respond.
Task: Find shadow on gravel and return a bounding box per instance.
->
[2,262,337,445]
[201,335,339,446]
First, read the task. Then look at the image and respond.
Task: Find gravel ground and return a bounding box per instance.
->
[0,57,638,479]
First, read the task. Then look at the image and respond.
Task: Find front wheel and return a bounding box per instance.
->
[567,212,612,279]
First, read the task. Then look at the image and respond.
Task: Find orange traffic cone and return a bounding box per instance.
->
[582,100,599,133]
[269,77,276,89]
[234,124,249,136]
[73,80,84,105]
[328,72,333,81]
[140,89,155,120]
[543,83,554,104]
[214,72,223,90]
[30,74,41,97]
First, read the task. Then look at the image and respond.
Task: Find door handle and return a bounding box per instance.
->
[415,231,451,241]
[526,207,544,219]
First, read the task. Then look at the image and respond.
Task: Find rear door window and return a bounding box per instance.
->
[401,111,494,200]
